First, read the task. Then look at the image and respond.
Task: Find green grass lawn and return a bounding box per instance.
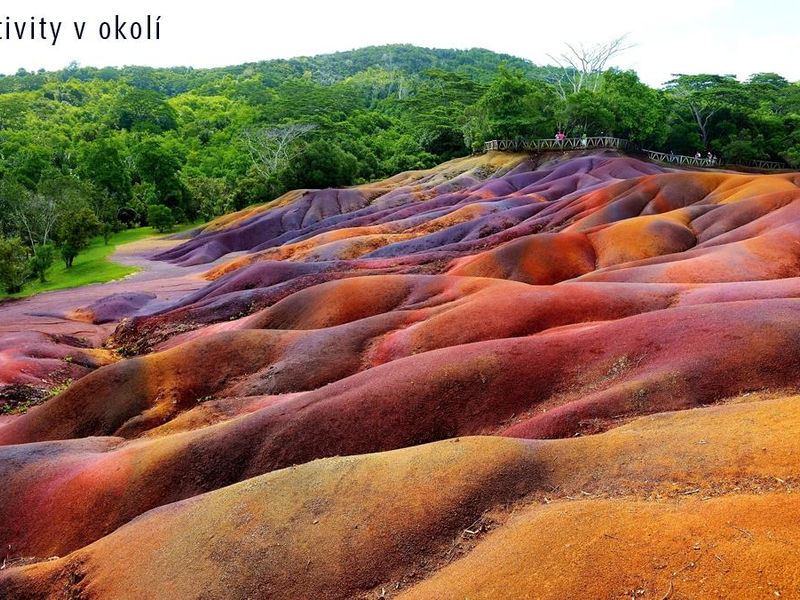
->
[0,225,190,300]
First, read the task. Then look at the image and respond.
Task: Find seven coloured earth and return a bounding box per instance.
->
[3,149,800,598]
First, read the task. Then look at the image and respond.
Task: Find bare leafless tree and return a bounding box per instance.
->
[547,35,633,99]
[13,194,58,248]
[242,123,317,181]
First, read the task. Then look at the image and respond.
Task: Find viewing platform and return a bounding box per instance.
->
[484,136,634,152]
[641,149,718,168]
[484,137,789,171]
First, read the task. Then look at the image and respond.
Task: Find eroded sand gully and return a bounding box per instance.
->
[3,151,800,598]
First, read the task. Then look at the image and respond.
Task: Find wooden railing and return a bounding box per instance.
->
[642,150,788,170]
[485,137,790,171]
[484,137,634,152]
[741,158,787,170]
[642,149,718,167]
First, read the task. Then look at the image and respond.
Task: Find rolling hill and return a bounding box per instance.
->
[3,148,800,598]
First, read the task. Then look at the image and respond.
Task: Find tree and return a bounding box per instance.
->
[547,35,633,99]
[0,95,29,131]
[664,74,745,148]
[719,132,764,164]
[0,178,33,237]
[186,177,233,222]
[110,88,178,132]
[6,175,100,250]
[12,193,58,249]
[56,205,101,268]
[279,140,359,190]
[133,138,189,211]
[130,182,158,209]
[148,204,175,233]
[0,237,29,293]
[242,123,317,189]
[598,69,668,145]
[76,138,132,205]
[346,67,411,101]
[403,70,483,160]
[464,66,558,149]
[371,132,435,175]
[560,90,615,135]
[100,222,115,245]
[29,244,54,283]
[748,72,790,89]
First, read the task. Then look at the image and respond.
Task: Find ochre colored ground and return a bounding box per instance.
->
[3,150,800,598]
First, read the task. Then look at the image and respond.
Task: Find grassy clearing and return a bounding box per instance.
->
[0,225,193,300]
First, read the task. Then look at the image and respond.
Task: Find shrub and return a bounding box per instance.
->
[56,205,101,268]
[148,204,175,233]
[0,237,29,293]
[29,244,55,283]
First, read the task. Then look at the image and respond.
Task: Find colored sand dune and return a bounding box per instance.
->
[4,149,800,598]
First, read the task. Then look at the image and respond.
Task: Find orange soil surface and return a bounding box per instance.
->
[3,151,800,598]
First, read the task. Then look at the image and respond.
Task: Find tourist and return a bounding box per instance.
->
[581,132,588,147]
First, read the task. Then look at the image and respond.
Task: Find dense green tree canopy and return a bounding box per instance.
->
[2,43,800,289]
[597,69,668,146]
[465,66,559,149]
[110,88,179,132]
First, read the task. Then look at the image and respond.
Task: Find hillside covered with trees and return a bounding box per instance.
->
[2,43,800,293]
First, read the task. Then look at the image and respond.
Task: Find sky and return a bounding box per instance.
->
[1,0,798,87]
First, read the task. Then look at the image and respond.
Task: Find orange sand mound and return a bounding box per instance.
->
[5,394,800,599]
[5,153,800,599]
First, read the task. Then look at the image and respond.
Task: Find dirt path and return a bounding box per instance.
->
[0,236,220,346]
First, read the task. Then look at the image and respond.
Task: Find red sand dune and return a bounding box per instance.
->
[4,150,800,598]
